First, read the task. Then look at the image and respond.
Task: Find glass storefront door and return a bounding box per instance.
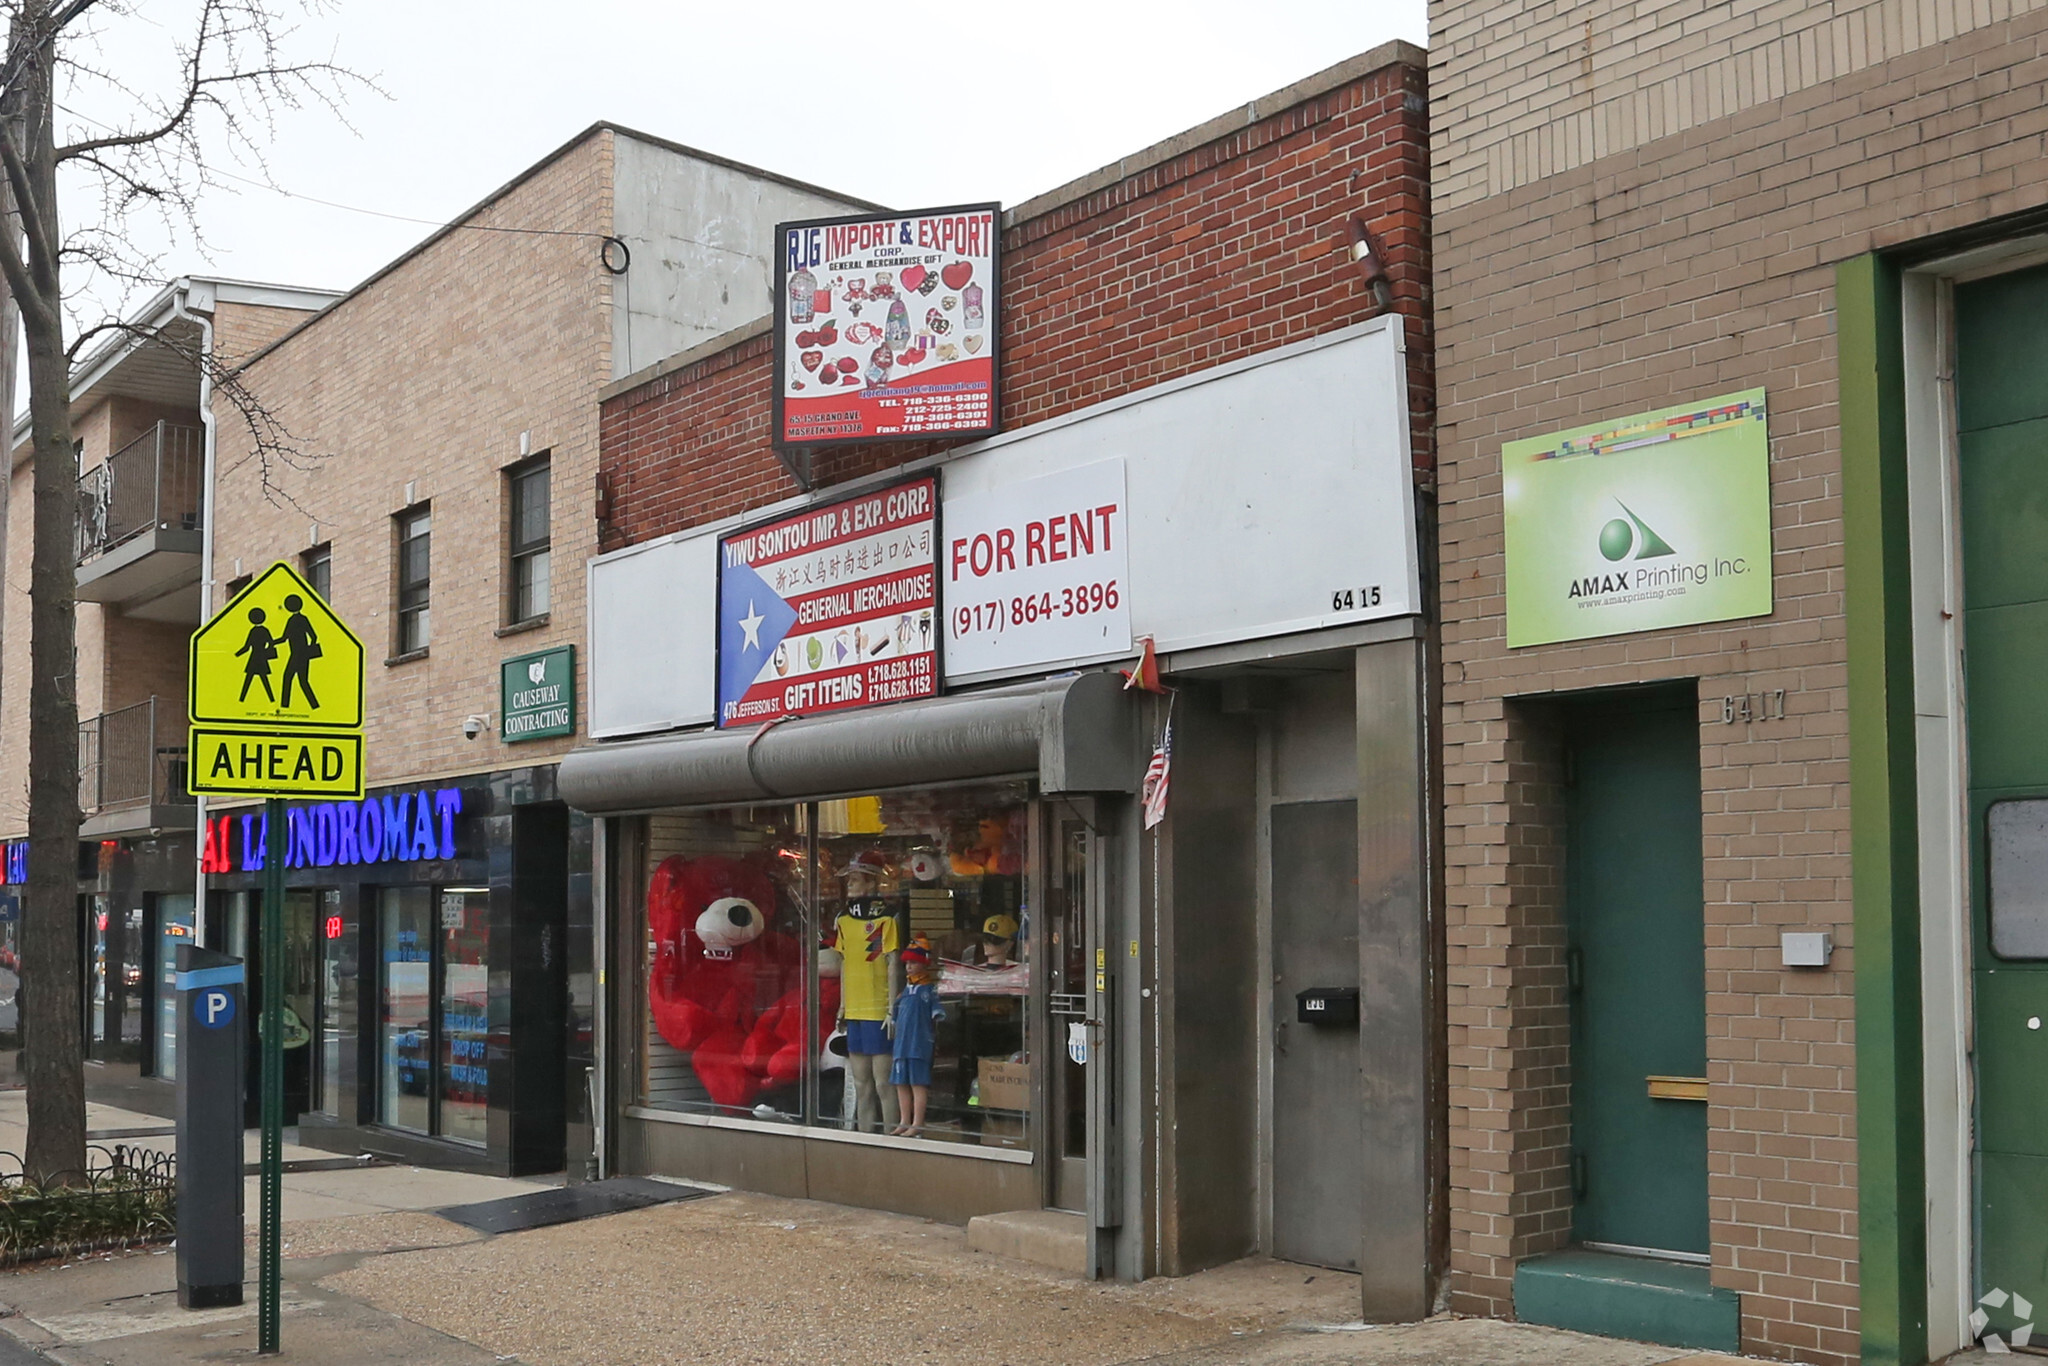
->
[1047,815,1091,1212]
[378,887,432,1133]
[378,885,490,1145]
[154,894,196,1081]
[439,889,490,1144]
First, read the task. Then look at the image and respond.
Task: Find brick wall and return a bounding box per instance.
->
[598,47,1432,551]
[213,131,616,789]
[1430,0,2048,210]
[1430,2,2048,1361]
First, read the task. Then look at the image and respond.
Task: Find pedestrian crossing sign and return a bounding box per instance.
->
[189,562,365,731]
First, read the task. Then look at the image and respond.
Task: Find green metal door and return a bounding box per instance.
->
[1565,693,1709,1257]
[1956,264,2048,1309]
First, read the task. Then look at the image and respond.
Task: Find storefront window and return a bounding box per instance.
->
[378,885,489,1144]
[636,781,1031,1150]
[378,887,433,1133]
[439,889,490,1145]
[640,806,809,1117]
[154,895,196,1081]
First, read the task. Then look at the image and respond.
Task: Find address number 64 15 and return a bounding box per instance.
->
[1332,585,1384,612]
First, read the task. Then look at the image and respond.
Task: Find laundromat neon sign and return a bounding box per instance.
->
[200,787,463,874]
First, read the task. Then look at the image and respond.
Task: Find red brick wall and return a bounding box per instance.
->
[599,55,1430,550]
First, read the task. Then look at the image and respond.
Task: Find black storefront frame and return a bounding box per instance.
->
[204,764,590,1178]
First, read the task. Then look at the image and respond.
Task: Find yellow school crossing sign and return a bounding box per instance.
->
[188,562,365,798]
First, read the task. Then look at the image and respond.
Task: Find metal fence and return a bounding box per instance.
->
[0,1144,176,1265]
[75,421,205,563]
[78,697,189,814]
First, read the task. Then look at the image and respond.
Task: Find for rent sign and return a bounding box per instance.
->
[943,459,1131,679]
[774,204,1000,447]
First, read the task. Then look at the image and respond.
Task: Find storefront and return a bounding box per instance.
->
[572,313,1439,1296]
[199,764,590,1176]
[0,834,200,1111]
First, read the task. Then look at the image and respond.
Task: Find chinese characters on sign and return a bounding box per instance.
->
[774,204,1000,446]
[717,477,939,726]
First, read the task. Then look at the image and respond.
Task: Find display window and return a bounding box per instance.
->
[633,780,1032,1150]
[377,885,491,1145]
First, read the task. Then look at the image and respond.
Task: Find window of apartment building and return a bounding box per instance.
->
[302,543,332,603]
[507,457,550,624]
[225,573,252,601]
[395,507,431,655]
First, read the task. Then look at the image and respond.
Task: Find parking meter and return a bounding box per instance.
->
[175,944,245,1308]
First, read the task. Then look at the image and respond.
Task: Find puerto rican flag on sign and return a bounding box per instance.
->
[717,477,939,727]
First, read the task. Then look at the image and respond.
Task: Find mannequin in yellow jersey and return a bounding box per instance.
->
[833,849,902,1132]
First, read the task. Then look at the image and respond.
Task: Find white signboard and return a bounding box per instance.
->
[942,460,1131,677]
[587,318,1420,736]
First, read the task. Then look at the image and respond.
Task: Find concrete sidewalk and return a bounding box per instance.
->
[0,1182,1775,1366]
[0,1091,559,1226]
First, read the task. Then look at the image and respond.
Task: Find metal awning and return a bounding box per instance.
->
[557,671,1139,813]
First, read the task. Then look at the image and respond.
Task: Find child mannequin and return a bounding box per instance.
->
[890,934,945,1137]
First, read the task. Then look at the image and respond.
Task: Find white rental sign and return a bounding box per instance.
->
[943,459,1131,677]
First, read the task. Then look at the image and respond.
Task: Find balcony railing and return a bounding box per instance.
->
[78,697,189,815]
[76,422,204,565]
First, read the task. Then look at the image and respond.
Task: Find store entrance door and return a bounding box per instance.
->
[1271,798,1363,1271]
[1564,694,1708,1258]
[1955,264,2048,1311]
[1046,815,1092,1213]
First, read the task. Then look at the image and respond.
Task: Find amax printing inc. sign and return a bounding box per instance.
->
[199,786,466,873]
[1502,389,1774,648]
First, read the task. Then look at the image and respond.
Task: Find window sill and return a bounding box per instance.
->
[495,614,550,638]
[385,647,430,667]
[622,1103,1035,1164]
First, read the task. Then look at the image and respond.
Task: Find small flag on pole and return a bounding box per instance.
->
[1122,636,1165,693]
[1142,720,1173,830]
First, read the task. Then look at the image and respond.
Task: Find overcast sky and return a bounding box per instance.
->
[63,0,1426,326]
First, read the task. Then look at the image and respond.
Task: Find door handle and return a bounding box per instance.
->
[1646,1075,1708,1101]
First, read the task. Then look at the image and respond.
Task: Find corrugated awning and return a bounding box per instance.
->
[557,671,1139,813]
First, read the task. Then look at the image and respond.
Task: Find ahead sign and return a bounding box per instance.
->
[189,563,366,799]
[189,728,363,799]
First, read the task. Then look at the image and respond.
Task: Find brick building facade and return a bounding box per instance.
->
[597,47,1431,549]
[570,46,1440,1301]
[201,124,869,1174]
[1428,0,2048,1361]
[0,279,338,1095]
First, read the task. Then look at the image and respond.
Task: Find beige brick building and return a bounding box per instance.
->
[1431,0,2048,1362]
[201,124,870,1174]
[0,278,338,1093]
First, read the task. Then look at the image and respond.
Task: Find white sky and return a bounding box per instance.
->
[62,0,1427,326]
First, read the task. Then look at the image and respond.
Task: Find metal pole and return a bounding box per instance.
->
[258,795,284,1352]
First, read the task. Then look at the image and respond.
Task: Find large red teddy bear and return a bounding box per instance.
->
[647,854,799,1109]
[741,940,842,1095]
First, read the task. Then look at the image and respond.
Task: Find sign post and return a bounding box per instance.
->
[186,563,365,1354]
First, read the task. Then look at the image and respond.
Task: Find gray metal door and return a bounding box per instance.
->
[1272,799,1362,1270]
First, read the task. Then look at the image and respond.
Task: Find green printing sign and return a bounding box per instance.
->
[1503,389,1773,648]
[500,645,575,742]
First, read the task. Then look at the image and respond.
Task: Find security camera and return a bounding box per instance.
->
[463,714,490,741]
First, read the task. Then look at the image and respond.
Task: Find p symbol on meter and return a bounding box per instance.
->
[195,988,236,1029]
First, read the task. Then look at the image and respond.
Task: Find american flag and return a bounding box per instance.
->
[1141,721,1173,830]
